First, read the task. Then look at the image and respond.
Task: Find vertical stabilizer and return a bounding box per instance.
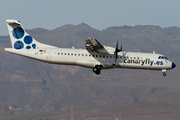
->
[6,19,56,50]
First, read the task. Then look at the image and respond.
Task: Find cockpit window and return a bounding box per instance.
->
[158,56,168,60]
[164,57,168,60]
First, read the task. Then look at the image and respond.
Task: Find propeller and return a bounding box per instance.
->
[114,40,122,62]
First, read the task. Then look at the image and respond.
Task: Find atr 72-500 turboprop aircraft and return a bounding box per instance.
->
[5,20,176,76]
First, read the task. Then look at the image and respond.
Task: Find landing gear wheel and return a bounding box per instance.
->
[93,67,97,72]
[95,69,101,75]
[163,72,166,76]
[95,65,101,70]
[93,65,101,75]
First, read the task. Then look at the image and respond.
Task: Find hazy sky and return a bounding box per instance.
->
[1,0,180,35]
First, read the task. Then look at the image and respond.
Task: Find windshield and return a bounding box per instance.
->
[158,56,168,60]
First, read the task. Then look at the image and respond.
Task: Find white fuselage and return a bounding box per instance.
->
[5,19,176,76]
[5,47,173,71]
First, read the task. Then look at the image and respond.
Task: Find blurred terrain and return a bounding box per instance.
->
[0,23,179,120]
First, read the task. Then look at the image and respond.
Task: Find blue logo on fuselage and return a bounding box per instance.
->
[154,61,163,65]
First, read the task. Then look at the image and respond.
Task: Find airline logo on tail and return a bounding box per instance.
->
[7,20,36,50]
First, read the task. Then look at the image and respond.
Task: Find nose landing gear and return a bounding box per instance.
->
[162,69,166,76]
[163,72,166,76]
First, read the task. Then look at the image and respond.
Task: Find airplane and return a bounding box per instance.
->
[4,19,176,76]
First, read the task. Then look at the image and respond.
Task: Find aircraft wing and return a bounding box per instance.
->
[85,38,104,52]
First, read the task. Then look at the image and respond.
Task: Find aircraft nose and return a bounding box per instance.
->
[172,62,176,68]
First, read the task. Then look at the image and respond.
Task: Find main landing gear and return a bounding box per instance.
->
[93,65,102,75]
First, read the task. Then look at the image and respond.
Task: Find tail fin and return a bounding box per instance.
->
[6,19,56,50]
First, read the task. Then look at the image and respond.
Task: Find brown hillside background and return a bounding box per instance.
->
[0,24,180,120]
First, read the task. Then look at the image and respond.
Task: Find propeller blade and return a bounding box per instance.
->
[119,43,122,52]
[116,40,118,51]
[115,40,119,62]
[114,40,122,63]
[115,52,118,62]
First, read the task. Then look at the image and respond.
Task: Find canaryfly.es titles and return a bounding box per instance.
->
[124,58,154,66]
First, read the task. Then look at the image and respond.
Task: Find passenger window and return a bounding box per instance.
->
[64,53,66,55]
[99,55,101,58]
[103,55,105,58]
[96,55,98,57]
[78,54,80,56]
[89,55,91,57]
[75,54,76,56]
[68,53,70,55]
[92,55,95,57]
[82,54,84,56]
[71,53,73,55]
